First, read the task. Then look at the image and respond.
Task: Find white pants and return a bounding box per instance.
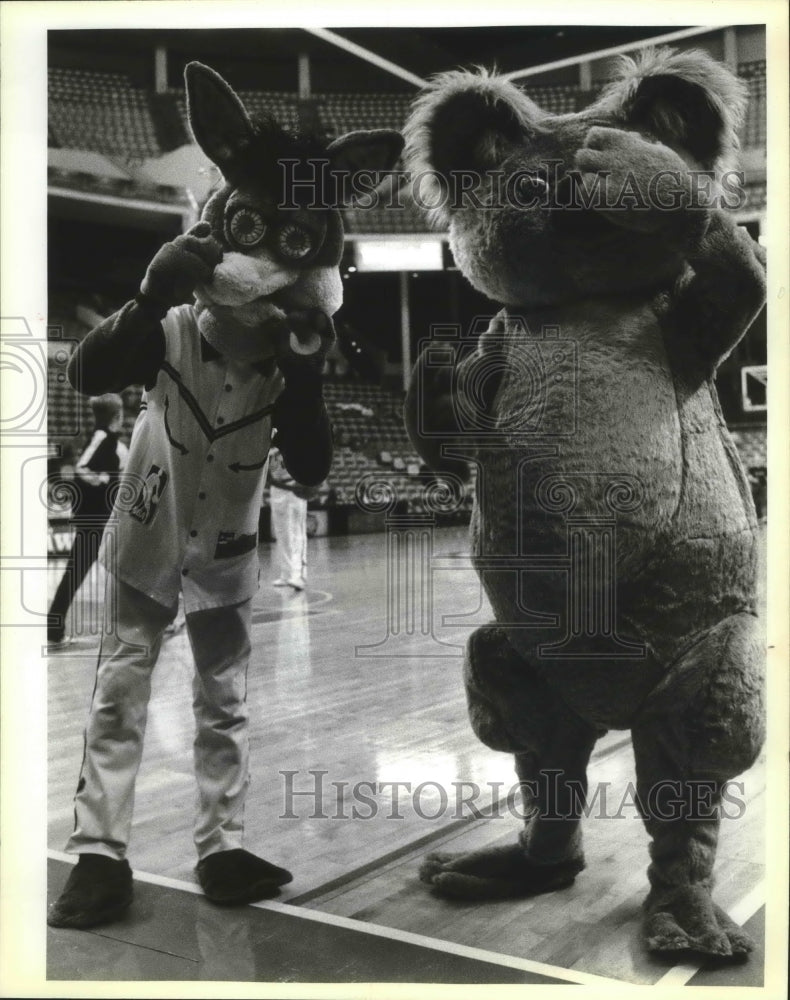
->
[270,486,307,585]
[67,577,252,861]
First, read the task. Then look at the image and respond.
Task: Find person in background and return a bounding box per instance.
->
[268,445,317,591]
[48,393,128,646]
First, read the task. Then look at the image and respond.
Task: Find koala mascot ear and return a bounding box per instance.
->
[595,47,748,173]
[404,69,545,225]
[185,61,258,175]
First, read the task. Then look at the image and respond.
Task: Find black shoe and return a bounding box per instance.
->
[47,627,69,647]
[196,849,293,905]
[47,854,133,929]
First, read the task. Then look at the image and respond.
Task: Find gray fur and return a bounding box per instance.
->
[404,47,766,961]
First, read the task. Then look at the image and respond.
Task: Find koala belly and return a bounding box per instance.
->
[467,300,759,729]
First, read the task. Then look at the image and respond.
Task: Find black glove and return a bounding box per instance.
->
[139,221,224,309]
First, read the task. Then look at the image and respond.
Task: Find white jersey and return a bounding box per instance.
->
[100,304,284,612]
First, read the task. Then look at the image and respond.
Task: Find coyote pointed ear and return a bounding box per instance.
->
[185,61,256,173]
[326,129,404,206]
[598,48,748,171]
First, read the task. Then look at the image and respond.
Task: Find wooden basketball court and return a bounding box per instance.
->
[46,525,767,988]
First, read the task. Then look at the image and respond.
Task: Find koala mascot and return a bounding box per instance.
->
[403,49,766,959]
[48,62,402,929]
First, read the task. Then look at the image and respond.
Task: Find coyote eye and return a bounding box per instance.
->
[228,207,266,247]
[278,222,314,260]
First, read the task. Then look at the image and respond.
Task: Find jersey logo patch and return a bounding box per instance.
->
[214,530,258,559]
[129,464,169,526]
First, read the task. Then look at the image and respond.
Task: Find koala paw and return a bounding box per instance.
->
[644,885,754,959]
[419,844,584,900]
[573,126,701,234]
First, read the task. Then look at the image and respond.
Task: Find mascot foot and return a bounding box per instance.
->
[419,843,584,900]
[48,854,133,929]
[645,885,754,958]
[197,848,293,905]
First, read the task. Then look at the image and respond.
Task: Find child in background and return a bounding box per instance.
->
[48,393,128,646]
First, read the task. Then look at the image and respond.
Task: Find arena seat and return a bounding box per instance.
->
[49,67,161,158]
[48,63,765,161]
[316,93,411,139]
[48,65,765,222]
[45,58,765,520]
[738,61,767,148]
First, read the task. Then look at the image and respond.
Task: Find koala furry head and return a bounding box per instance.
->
[403,48,747,307]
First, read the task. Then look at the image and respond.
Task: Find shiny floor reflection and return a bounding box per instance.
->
[47,526,767,986]
[46,857,570,984]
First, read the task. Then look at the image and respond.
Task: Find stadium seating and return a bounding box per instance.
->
[322,381,433,509]
[237,90,303,133]
[44,328,766,523]
[48,316,142,469]
[47,61,767,222]
[49,67,161,158]
[48,62,767,160]
[738,61,767,149]
[729,424,767,471]
[317,93,411,138]
[45,327,447,516]
[45,52,768,526]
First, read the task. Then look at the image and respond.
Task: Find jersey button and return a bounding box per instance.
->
[190,530,197,537]
[225,384,232,392]
[182,568,189,576]
[198,491,206,500]
[207,454,214,463]
[216,416,225,425]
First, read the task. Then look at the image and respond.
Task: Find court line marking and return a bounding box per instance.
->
[287,735,635,905]
[653,880,766,987]
[47,849,619,987]
[250,589,335,625]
